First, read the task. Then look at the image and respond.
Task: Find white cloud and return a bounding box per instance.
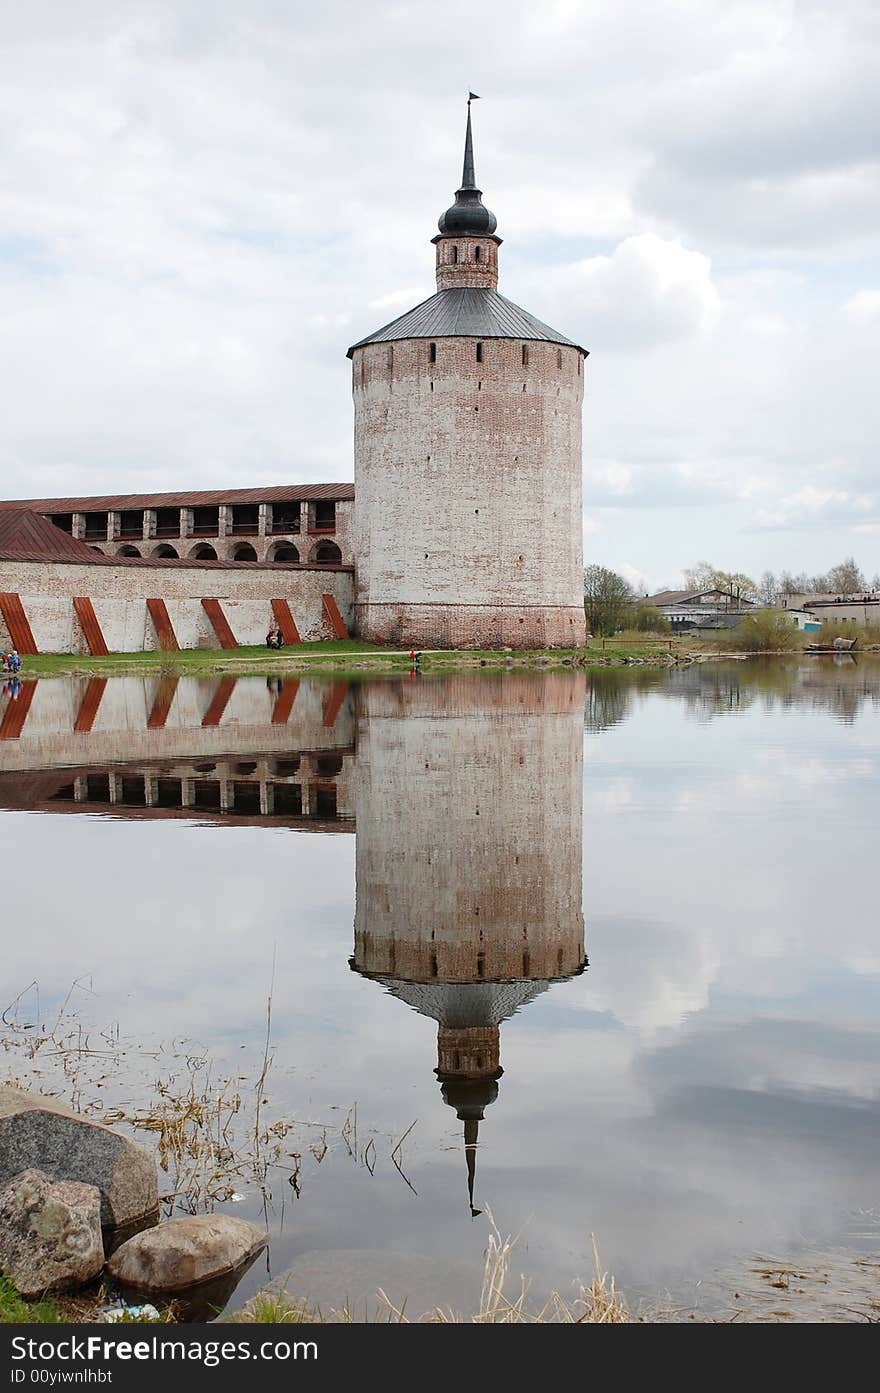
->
[752,486,876,531]
[842,289,880,324]
[618,562,647,593]
[0,0,876,587]
[519,234,720,353]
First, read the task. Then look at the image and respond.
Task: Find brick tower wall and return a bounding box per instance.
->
[351,336,586,649]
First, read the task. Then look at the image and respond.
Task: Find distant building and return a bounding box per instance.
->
[645,587,756,631]
[781,593,880,627]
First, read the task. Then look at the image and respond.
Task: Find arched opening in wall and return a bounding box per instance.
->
[231,542,257,562]
[189,543,218,560]
[429,342,436,364]
[475,341,483,363]
[117,545,141,557]
[89,545,105,554]
[152,544,179,559]
[452,245,458,263]
[312,541,342,564]
[474,245,481,261]
[270,542,300,563]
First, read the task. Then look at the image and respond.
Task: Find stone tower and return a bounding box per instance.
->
[348,104,588,649]
[350,671,587,1213]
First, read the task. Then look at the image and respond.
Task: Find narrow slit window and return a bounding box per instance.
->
[475,245,481,261]
[557,348,563,369]
[475,341,483,363]
[522,344,529,367]
[429,342,437,364]
[452,245,458,263]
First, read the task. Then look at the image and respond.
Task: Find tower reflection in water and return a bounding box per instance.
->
[350,671,587,1214]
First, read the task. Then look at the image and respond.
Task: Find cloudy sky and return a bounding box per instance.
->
[1,0,877,589]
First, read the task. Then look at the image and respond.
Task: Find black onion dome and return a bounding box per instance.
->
[437,105,498,238]
[438,189,497,236]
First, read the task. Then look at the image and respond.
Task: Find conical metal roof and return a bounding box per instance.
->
[347,286,587,357]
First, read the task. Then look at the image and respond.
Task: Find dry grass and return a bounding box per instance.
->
[1,977,416,1220]
[235,1219,630,1325]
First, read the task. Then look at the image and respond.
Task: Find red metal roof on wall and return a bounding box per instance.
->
[0,482,354,513]
[0,511,108,563]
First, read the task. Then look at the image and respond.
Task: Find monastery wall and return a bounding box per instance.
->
[0,558,354,654]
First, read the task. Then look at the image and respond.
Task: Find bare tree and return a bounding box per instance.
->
[683,562,757,603]
[757,571,778,605]
[683,561,716,590]
[827,557,865,596]
[778,571,797,599]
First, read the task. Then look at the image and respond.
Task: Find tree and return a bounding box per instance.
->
[778,571,797,599]
[683,562,757,603]
[826,557,865,596]
[712,570,758,603]
[732,610,801,652]
[757,571,778,605]
[683,561,716,590]
[629,599,670,633]
[584,565,635,636]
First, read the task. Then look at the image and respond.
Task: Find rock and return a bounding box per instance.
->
[107,1215,268,1294]
[0,1168,104,1296]
[0,1085,159,1232]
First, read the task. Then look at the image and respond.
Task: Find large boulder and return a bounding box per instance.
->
[0,1085,158,1232]
[107,1215,268,1294]
[0,1168,104,1296]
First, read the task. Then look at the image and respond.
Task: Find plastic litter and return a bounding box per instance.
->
[101,1303,161,1323]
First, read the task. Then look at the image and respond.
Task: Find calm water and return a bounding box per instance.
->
[1,659,879,1318]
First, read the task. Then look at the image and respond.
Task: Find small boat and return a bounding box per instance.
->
[804,636,858,653]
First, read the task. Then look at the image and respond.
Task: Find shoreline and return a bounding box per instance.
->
[10,640,858,681]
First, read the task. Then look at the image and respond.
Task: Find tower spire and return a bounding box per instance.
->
[464,1117,481,1218]
[436,95,498,242]
[461,96,478,191]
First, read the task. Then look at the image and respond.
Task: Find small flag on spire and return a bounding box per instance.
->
[468,91,480,103]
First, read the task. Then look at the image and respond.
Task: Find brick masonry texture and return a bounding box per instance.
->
[434,235,500,291]
[351,335,586,649]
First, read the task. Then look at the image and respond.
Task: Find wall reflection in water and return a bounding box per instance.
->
[0,669,588,1222]
[0,674,355,829]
